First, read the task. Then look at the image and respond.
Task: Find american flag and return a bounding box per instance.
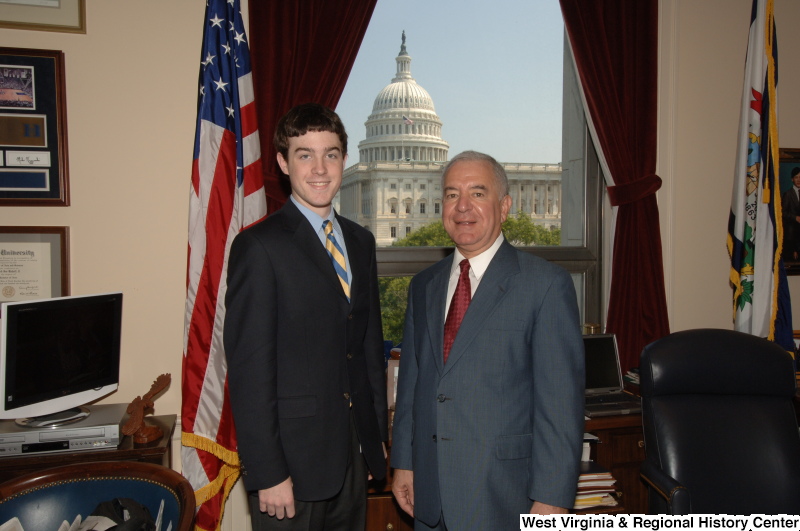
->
[403,115,414,125]
[181,0,267,529]
[728,0,793,351]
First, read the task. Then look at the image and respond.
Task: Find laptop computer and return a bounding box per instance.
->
[583,334,641,417]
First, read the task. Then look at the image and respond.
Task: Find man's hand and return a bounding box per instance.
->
[530,501,568,514]
[392,468,415,517]
[259,477,296,519]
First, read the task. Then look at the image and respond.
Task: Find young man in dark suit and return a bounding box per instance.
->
[224,103,388,531]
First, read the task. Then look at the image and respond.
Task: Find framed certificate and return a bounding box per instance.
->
[0,226,69,302]
[0,48,70,206]
[0,0,86,34]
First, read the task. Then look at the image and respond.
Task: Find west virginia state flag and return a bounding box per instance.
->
[728,0,793,351]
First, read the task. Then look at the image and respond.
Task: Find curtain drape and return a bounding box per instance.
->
[560,0,670,373]
[248,0,377,213]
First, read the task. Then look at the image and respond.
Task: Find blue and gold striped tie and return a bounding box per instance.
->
[323,220,350,301]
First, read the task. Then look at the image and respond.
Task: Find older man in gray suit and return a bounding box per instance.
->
[390,151,585,530]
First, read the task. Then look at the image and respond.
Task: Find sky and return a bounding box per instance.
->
[335,0,566,165]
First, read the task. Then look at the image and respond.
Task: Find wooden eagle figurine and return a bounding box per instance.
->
[122,373,171,444]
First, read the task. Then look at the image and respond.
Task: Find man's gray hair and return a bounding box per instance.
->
[441,150,509,197]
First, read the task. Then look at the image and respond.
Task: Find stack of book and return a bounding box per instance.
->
[623,367,640,385]
[573,460,618,510]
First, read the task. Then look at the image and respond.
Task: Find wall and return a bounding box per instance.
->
[0,1,199,416]
[660,0,800,333]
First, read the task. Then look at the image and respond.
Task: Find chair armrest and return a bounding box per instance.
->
[640,460,690,514]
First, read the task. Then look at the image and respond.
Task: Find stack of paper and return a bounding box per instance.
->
[573,460,618,510]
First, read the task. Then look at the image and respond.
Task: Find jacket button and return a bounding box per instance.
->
[348,314,354,320]
[346,353,353,360]
[343,392,350,401]
[432,434,437,442]
[437,394,446,402]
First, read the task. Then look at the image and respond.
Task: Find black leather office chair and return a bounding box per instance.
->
[639,328,800,514]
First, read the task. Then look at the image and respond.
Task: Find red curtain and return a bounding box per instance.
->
[248,0,377,213]
[560,0,670,373]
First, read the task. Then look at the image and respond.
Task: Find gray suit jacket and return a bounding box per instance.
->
[391,240,584,530]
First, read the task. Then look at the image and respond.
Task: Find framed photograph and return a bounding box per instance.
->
[779,148,800,273]
[0,226,69,303]
[0,47,69,206]
[0,0,85,34]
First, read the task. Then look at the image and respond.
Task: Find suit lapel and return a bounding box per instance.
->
[442,242,520,374]
[282,202,347,302]
[426,260,450,374]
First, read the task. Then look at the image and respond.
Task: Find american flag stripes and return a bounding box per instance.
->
[728,0,793,351]
[181,0,267,529]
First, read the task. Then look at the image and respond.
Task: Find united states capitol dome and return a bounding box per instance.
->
[357,32,449,163]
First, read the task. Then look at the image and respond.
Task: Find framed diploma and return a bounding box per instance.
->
[0,226,69,303]
[0,0,86,34]
[0,48,69,206]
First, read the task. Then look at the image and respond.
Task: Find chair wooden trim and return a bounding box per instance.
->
[0,460,195,531]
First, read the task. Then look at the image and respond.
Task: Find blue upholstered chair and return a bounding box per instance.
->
[639,328,800,514]
[0,460,194,530]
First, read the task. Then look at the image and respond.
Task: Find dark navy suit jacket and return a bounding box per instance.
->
[224,200,387,500]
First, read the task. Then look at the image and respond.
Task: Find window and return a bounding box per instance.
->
[405,183,411,190]
[336,1,603,338]
[390,183,397,190]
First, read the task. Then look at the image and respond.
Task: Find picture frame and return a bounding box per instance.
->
[0,47,69,206]
[779,148,800,274]
[0,226,69,303]
[387,358,400,411]
[0,0,86,34]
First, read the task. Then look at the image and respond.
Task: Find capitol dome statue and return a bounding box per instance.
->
[357,31,449,163]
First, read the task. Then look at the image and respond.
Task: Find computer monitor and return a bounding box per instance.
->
[0,293,123,426]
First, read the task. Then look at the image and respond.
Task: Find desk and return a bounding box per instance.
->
[0,414,176,484]
[585,413,646,514]
[367,456,414,531]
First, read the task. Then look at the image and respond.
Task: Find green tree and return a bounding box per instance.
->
[379,212,560,344]
[378,276,411,345]
[390,211,560,248]
[392,220,454,247]
[502,210,561,246]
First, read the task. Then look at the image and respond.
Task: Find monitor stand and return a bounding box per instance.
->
[15,406,91,428]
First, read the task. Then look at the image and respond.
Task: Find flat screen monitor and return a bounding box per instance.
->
[0,292,122,424]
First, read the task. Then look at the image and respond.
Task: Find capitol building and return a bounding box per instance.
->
[337,34,563,246]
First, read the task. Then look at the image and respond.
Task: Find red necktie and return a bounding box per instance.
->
[443,259,471,363]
